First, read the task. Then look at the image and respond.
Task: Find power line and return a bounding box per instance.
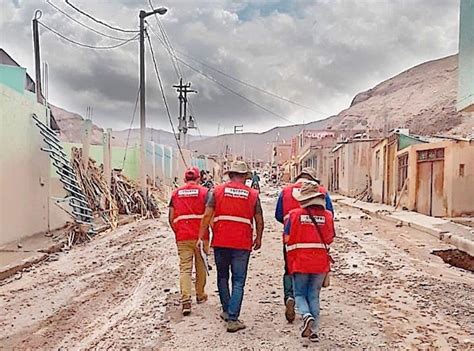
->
[146,18,202,139]
[176,51,326,115]
[176,56,295,124]
[146,31,188,167]
[45,0,135,41]
[64,0,139,33]
[39,21,139,49]
[122,87,140,169]
[147,25,295,124]
[146,20,324,116]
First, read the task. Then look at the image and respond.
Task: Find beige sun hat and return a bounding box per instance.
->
[224,161,251,176]
[296,167,320,184]
[293,182,326,208]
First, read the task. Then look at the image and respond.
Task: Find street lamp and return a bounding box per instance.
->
[139,6,167,198]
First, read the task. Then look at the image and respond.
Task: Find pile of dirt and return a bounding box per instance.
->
[432,249,474,272]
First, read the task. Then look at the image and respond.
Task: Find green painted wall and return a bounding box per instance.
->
[59,142,140,180]
[0,65,26,94]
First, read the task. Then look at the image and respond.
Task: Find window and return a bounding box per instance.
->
[398,153,408,190]
[417,148,444,162]
[375,150,380,180]
[459,164,465,177]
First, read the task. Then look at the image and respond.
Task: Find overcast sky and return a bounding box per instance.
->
[1,0,460,135]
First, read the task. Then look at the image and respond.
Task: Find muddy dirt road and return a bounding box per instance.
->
[1,189,473,349]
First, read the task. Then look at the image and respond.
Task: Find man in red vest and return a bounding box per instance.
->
[284,182,335,342]
[169,167,209,316]
[275,167,333,323]
[198,161,264,333]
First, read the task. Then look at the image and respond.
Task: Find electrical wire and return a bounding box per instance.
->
[145,20,324,116]
[147,25,294,124]
[38,21,139,49]
[64,0,139,33]
[46,0,135,41]
[146,32,188,167]
[176,57,295,124]
[122,87,140,169]
[176,51,327,115]
[146,19,203,140]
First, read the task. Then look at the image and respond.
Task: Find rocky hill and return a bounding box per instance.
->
[190,54,472,160]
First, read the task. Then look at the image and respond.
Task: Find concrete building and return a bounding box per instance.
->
[330,137,377,197]
[371,130,427,205]
[0,58,67,245]
[396,138,474,217]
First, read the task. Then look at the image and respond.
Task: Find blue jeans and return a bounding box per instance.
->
[214,247,251,321]
[292,273,325,332]
[283,245,293,303]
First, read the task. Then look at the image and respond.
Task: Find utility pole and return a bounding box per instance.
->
[32,10,43,104]
[233,125,243,160]
[138,6,167,198]
[173,78,197,148]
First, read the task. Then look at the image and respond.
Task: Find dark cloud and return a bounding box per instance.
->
[0,0,459,134]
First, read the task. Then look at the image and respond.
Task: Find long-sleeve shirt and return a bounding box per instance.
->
[275,189,334,224]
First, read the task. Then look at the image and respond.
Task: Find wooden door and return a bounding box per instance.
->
[416,148,445,217]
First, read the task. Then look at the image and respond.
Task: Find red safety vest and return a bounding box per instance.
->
[282,182,328,222]
[212,181,258,251]
[171,183,209,241]
[286,207,335,274]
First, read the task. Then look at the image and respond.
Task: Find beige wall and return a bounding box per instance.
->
[371,140,387,203]
[336,141,372,197]
[397,140,474,217]
[0,84,57,245]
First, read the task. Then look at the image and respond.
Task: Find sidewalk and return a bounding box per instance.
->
[0,215,138,281]
[333,195,474,256]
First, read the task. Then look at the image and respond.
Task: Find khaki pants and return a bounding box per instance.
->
[177,240,209,304]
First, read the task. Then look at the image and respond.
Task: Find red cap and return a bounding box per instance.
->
[184,167,200,181]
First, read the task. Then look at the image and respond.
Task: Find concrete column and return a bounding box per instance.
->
[82,119,92,171]
[151,141,156,187]
[103,128,112,189]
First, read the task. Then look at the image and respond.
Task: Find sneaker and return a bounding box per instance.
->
[182,302,191,316]
[301,315,315,338]
[220,311,229,321]
[197,294,208,304]
[309,333,320,342]
[227,320,246,333]
[285,297,296,323]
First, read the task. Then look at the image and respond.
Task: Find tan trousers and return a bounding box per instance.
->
[177,239,209,304]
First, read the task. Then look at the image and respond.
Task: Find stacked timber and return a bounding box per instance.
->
[67,147,162,241]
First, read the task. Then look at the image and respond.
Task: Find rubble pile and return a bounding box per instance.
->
[68,147,162,235]
[112,170,161,218]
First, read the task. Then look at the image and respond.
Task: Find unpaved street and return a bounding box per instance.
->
[1,190,473,349]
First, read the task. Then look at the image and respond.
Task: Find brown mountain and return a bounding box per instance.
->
[190,54,472,160]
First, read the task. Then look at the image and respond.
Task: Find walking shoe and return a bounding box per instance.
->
[285,297,296,323]
[301,315,315,338]
[220,311,229,321]
[197,294,208,304]
[182,302,191,316]
[227,320,246,333]
[309,333,320,342]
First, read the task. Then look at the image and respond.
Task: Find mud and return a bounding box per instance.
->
[432,249,474,272]
[0,188,473,349]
